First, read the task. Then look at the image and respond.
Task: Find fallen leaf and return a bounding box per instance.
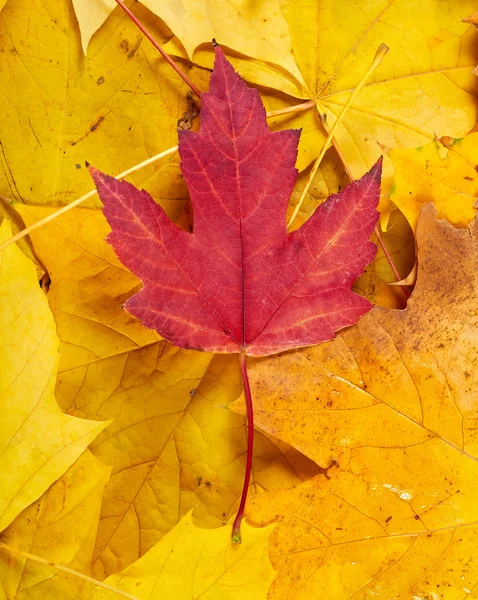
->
[248,472,478,599]
[389,135,478,231]
[285,0,478,184]
[73,0,305,94]
[0,0,200,207]
[90,47,382,356]
[92,512,276,600]
[162,0,478,200]
[71,0,116,54]
[0,219,107,532]
[0,451,109,599]
[231,205,478,596]
[17,204,319,578]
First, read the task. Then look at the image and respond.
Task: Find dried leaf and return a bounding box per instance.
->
[231,205,478,596]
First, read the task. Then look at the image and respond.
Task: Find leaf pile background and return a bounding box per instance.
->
[0,0,477,598]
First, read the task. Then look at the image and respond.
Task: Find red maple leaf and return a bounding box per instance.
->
[90,47,381,358]
[90,45,381,542]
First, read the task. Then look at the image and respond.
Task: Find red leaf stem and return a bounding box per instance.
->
[114,0,202,98]
[232,353,254,544]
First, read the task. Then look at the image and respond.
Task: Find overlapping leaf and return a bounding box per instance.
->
[17,204,319,578]
[390,134,478,231]
[0,0,200,208]
[72,0,478,224]
[90,513,276,600]
[231,206,478,597]
[91,47,382,356]
[2,0,478,596]
[0,220,107,532]
[0,451,109,599]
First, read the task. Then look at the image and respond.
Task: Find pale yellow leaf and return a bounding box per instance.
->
[0,219,107,532]
[71,0,116,54]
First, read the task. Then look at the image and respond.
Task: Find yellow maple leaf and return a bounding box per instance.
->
[16,205,319,579]
[93,512,276,600]
[165,1,477,192]
[0,451,109,599]
[231,205,478,596]
[72,0,305,92]
[0,0,202,207]
[390,134,478,231]
[0,219,107,532]
[69,0,478,221]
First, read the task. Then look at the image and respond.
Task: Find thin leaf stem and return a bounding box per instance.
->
[287,43,389,231]
[0,543,140,600]
[232,352,254,544]
[114,0,202,98]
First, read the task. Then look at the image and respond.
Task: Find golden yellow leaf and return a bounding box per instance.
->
[230,205,478,596]
[73,0,306,92]
[0,0,200,207]
[390,135,478,231]
[283,1,477,184]
[248,474,478,599]
[158,1,478,197]
[16,205,319,579]
[94,512,276,600]
[0,219,107,532]
[0,451,109,599]
[16,205,159,374]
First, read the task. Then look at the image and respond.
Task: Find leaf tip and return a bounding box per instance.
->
[368,155,383,184]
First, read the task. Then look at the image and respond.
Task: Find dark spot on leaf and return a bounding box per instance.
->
[97,76,105,85]
[464,175,473,181]
[127,39,142,59]
[91,116,104,133]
